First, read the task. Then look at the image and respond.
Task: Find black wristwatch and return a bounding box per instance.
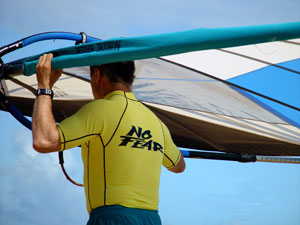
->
[36,88,54,99]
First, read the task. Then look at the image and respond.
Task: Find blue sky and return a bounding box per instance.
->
[1,1,300,225]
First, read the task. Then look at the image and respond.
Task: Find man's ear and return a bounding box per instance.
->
[94,68,102,86]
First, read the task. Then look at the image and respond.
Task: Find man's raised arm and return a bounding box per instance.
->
[32,53,62,153]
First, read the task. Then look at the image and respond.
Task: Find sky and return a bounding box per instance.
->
[1,1,300,225]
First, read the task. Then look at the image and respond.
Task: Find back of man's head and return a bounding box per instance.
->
[91,61,135,86]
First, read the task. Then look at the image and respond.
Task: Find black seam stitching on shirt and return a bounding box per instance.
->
[164,153,176,167]
[104,92,128,148]
[61,133,100,144]
[86,142,92,210]
[60,128,66,150]
[111,93,139,102]
[165,164,175,169]
[158,120,165,155]
[127,98,139,102]
[99,135,107,205]
[175,151,181,165]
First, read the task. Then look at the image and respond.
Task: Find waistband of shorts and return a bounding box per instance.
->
[90,205,158,215]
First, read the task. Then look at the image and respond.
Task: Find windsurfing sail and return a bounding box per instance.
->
[1,23,300,165]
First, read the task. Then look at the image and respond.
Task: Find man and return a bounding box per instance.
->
[32,53,185,225]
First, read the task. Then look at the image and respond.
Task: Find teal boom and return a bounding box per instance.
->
[24,22,300,76]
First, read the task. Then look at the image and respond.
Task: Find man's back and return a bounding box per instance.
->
[57,91,181,213]
[32,56,185,225]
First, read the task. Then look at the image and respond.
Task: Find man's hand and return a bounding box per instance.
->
[36,53,62,89]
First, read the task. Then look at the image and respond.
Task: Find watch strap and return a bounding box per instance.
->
[37,88,54,99]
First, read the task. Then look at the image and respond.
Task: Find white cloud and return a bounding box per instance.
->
[0,130,88,225]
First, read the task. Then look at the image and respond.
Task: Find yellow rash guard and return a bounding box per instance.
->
[57,91,181,213]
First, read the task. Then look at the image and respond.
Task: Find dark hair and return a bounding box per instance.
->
[91,61,135,85]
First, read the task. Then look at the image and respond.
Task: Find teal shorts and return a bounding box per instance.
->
[86,205,162,225]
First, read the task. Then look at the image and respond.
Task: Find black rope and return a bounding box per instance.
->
[59,151,83,187]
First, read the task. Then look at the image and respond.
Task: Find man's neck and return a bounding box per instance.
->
[96,79,132,100]
[110,83,132,93]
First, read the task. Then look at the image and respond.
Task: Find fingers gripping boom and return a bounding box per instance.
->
[36,53,63,89]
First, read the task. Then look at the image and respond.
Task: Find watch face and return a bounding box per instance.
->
[44,89,52,95]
